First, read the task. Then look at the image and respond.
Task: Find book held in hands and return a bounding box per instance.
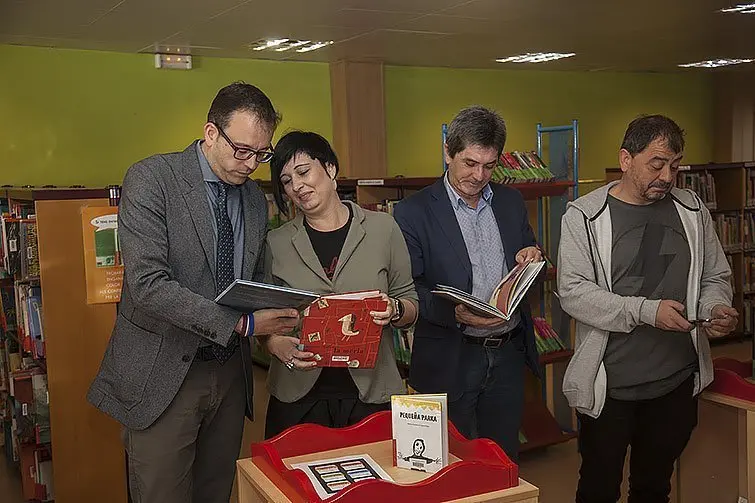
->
[215,280,387,369]
[431,259,545,319]
[391,394,449,474]
[299,291,387,369]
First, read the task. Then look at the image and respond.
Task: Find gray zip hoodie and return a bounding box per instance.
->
[557,181,733,418]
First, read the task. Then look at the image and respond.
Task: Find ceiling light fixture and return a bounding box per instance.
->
[251,39,290,51]
[296,41,334,53]
[719,3,755,13]
[249,38,333,53]
[495,52,576,64]
[678,58,755,68]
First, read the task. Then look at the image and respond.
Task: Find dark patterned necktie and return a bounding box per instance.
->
[212,181,239,363]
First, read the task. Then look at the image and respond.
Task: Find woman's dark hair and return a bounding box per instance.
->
[270,131,339,215]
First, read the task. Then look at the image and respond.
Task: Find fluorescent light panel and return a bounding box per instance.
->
[250,38,333,53]
[496,52,576,64]
[719,3,755,13]
[678,58,755,68]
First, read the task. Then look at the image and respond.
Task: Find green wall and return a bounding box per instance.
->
[385,66,713,180]
[0,44,713,186]
[0,44,332,186]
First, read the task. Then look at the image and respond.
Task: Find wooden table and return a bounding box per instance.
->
[676,389,755,503]
[237,439,539,503]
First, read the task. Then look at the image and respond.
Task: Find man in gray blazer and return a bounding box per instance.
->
[87,82,300,503]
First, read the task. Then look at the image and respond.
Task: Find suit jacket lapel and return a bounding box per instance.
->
[490,187,517,270]
[178,141,216,282]
[240,184,261,280]
[332,202,366,282]
[429,179,472,280]
[290,214,332,287]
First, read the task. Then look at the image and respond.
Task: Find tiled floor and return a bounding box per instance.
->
[1,341,750,503]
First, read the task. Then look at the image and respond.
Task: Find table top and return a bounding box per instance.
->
[702,390,755,412]
[237,439,539,503]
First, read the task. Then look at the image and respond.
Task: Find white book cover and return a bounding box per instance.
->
[391,394,448,474]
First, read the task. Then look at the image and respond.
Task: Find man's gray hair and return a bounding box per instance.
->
[446,105,507,158]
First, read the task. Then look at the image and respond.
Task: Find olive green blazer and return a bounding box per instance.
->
[264,201,418,404]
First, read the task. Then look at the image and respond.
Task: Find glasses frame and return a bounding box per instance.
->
[212,122,274,163]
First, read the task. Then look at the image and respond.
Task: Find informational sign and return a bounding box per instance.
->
[82,206,123,304]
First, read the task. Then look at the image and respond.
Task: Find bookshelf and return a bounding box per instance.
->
[607,161,755,343]
[1,187,127,503]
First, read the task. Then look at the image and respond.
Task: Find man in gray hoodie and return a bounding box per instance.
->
[557,114,737,503]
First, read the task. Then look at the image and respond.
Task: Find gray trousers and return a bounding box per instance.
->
[123,349,247,503]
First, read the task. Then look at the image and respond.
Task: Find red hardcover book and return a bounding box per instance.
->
[299,291,387,369]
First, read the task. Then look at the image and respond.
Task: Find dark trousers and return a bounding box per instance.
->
[447,332,526,463]
[123,349,247,503]
[576,374,699,503]
[265,395,390,439]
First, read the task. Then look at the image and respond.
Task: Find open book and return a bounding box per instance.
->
[215,281,387,368]
[215,279,321,312]
[431,260,545,320]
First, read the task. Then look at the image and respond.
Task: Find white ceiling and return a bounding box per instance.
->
[2,0,755,71]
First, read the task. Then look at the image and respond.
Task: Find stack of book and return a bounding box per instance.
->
[493,151,556,184]
[677,171,717,210]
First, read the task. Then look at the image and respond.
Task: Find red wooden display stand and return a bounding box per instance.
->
[707,357,755,402]
[249,411,519,502]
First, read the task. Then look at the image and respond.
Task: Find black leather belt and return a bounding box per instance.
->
[463,326,520,348]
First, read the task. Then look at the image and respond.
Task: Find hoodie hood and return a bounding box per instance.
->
[568,180,702,220]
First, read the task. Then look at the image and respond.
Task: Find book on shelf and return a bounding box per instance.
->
[747,168,755,207]
[745,256,755,293]
[391,393,448,474]
[744,212,755,250]
[493,151,556,184]
[533,317,567,355]
[215,281,388,369]
[745,299,753,335]
[712,213,741,252]
[676,172,717,210]
[393,326,414,367]
[431,260,545,320]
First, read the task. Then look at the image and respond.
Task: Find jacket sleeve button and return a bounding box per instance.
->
[182,354,192,362]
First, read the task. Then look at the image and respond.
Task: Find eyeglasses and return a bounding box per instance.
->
[212,122,274,163]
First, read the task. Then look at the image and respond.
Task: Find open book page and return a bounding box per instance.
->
[492,260,545,317]
[431,285,506,319]
[323,290,382,300]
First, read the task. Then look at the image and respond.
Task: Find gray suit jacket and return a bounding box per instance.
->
[87,141,267,430]
[264,202,418,404]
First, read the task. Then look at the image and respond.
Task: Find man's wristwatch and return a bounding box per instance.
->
[390,297,404,322]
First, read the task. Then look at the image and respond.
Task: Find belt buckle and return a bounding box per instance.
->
[483,337,503,348]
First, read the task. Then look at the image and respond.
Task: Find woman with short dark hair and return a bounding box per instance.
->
[261,130,418,438]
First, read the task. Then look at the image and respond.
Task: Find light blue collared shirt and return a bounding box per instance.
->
[443,173,520,336]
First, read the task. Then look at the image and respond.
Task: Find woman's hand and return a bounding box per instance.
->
[265,335,317,371]
[370,293,395,326]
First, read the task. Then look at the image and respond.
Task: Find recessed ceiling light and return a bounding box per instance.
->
[678,58,755,68]
[296,41,334,53]
[495,52,576,64]
[249,38,333,53]
[719,3,755,13]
